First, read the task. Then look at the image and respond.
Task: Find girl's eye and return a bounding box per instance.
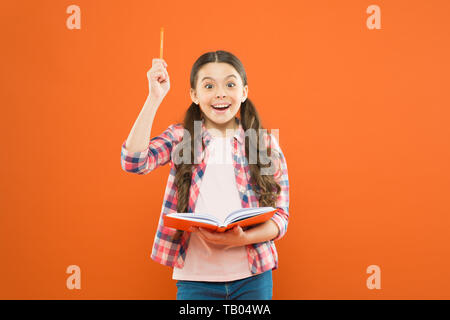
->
[205,82,236,89]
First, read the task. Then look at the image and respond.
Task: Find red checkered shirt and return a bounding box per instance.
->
[121,117,289,274]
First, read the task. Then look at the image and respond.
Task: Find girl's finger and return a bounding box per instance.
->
[162,68,169,80]
[150,72,167,83]
[152,58,168,68]
[151,64,168,75]
[198,227,216,239]
[152,66,166,75]
[150,71,164,79]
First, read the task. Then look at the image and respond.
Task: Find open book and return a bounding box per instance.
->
[163,207,277,232]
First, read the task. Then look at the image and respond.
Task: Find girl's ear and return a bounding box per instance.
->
[242,85,249,101]
[190,88,198,104]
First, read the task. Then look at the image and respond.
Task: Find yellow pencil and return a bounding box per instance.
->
[160,27,164,59]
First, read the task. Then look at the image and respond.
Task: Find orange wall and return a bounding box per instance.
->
[1,0,449,299]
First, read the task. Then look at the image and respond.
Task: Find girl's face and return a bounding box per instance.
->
[190,62,248,135]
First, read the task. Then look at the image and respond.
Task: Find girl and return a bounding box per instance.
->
[121,50,289,300]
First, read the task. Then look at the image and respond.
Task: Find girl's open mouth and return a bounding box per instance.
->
[211,104,231,113]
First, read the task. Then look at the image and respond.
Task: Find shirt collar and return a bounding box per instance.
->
[201,117,245,145]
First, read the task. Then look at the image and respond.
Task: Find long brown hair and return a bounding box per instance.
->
[174,50,281,213]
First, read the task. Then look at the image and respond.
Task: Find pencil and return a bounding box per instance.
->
[160,27,164,59]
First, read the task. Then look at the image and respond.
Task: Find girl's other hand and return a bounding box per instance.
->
[188,226,199,233]
[147,58,170,102]
[196,226,248,249]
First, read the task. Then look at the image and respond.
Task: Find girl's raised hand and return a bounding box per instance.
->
[147,58,170,102]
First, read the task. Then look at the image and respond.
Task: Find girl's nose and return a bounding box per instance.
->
[216,86,227,98]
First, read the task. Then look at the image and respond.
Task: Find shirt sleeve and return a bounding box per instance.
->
[267,133,290,241]
[121,123,183,175]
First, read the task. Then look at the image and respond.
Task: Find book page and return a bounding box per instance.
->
[166,213,221,226]
[224,207,276,226]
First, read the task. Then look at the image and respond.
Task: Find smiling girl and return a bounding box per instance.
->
[121,50,289,300]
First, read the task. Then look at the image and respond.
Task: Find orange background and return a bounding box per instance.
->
[1,0,449,299]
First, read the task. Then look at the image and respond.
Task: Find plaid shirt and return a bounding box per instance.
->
[121,117,289,274]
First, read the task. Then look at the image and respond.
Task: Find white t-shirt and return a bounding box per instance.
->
[172,135,252,281]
